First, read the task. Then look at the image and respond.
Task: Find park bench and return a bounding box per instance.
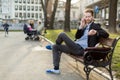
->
[68,37,120,80]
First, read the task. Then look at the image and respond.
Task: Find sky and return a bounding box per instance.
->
[71,0,79,3]
[61,0,79,3]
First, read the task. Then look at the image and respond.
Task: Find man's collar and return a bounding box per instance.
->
[87,22,93,25]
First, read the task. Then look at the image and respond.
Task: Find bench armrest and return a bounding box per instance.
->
[85,47,111,52]
[84,47,111,62]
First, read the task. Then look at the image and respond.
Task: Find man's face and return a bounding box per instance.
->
[84,12,93,24]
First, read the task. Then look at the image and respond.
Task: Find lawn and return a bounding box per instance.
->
[44,29,120,79]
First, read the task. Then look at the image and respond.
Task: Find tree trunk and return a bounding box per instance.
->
[41,0,49,33]
[49,0,59,29]
[64,0,71,32]
[108,0,118,33]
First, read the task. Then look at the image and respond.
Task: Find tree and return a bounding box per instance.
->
[41,0,59,30]
[49,0,59,29]
[64,0,71,32]
[108,0,118,33]
[41,0,49,33]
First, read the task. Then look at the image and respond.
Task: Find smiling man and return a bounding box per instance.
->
[46,8,109,74]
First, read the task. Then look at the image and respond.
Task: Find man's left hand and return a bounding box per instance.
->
[88,29,97,35]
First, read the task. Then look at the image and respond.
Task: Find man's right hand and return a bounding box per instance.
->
[79,18,86,29]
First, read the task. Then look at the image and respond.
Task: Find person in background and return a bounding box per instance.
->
[36,20,44,35]
[29,20,34,29]
[23,20,36,34]
[2,21,10,37]
[46,8,109,74]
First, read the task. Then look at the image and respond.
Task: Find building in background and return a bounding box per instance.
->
[0,0,120,29]
[77,0,120,27]
[117,0,120,20]
[54,1,79,29]
[55,1,79,21]
[0,0,2,22]
[1,0,44,23]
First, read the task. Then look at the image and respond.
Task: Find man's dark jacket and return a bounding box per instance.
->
[75,22,109,47]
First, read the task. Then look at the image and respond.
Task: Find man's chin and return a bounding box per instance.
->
[86,21,92,24]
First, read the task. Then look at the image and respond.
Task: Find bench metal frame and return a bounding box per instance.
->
[68,37,120,80]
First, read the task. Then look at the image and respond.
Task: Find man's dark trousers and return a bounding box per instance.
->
[52,32,84,68]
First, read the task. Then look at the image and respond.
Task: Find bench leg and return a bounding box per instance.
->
[108,65,113,80]
[103,63,113,80]
[84,66,93,80]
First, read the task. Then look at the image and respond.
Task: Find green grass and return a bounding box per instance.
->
[110,34,120,79]
[45,29,77,42]
[45,29,120,79]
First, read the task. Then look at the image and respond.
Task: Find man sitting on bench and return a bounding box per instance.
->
[46,8,109,74]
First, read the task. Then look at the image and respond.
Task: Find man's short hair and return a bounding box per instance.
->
[84,8,94,16]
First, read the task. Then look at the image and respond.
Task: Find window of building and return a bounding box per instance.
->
[32,13,34,18]
[15,13,18,17]
[105,7,109,19]
[15,0,18,3]
[23,6,26,10]
[58,2,64,7]
[39,0,41,4]
[19,5,22,10]
[31,0,34,4]
[27,6,29,10]
[19,13,22,17]
[19,0,22,3]
[101,8,105,19]
[23,0,26,3]
[31,6,34,11]
[28,13,30,18]
[8,16,10,19]
[118,10,120,20]
[27,0,30,4]
[35,13,38,18]
[118,0,120,7]
[35,6,38,11]
[72,11,76,18]
[39,13,42,18]
[35,0,38,4]
[39,6,42,11]
[5,16,7,19]
[15,5,18,10]
[24,13,26,18]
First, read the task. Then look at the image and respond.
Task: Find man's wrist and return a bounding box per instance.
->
[79,25,83,29]
[96,32,99,36]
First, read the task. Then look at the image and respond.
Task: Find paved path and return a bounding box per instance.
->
[0,32,84,80]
